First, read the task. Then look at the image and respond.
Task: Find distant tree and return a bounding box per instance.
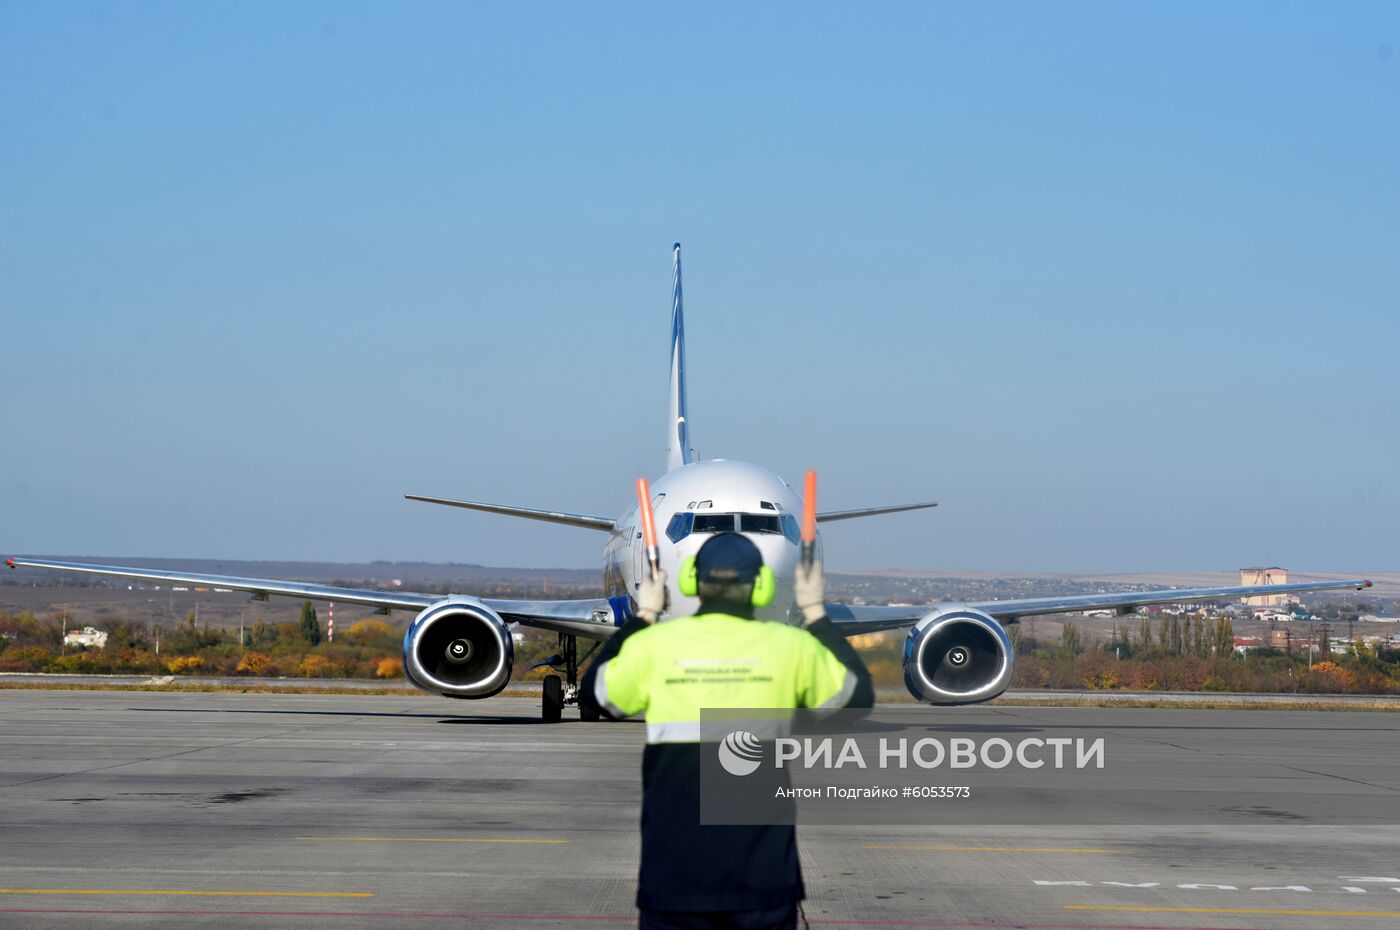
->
[1060,622,1082,657]
[297,654,334,678]
[299,601,322,646]
[1192,616,1209,657]
[1139,618,1154,650]
[249,619,277,648]
[1214,617,1234,657]
[347,619,395,643]
[166,655,205,675]
[235,651,273,676]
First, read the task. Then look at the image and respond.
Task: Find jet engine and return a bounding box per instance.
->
[403,599,514,699]
[902,607,1014,705]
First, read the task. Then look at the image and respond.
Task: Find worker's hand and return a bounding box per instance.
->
[635,569,669,623]
[794,560,826,626]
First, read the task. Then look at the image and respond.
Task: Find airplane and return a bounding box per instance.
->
[7,244,1372,722]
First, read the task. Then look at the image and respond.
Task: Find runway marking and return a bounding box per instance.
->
[295,835,570,844]
[1068,904,1400,918]
[863,844,1122,854]
[0,888,373,898]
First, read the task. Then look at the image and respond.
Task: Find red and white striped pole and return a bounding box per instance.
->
[328,602,334,643]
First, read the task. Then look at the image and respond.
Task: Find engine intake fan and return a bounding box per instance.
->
[403,600,514,699]
[902,607,1014,705]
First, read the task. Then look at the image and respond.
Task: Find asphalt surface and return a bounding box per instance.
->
[2,691,1399,929]
[8,674,1400,706]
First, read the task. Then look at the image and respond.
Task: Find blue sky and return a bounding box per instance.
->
[2,2,1396,574]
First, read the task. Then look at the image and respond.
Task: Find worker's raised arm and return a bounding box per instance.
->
[795,560,874,709]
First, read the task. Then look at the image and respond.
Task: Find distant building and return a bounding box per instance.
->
[63,626,108,649]
[1240,567,1291,607]
[1233,636,1265,655]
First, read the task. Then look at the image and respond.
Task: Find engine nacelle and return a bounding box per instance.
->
[403,599,514,699]
[902,606,1014,705]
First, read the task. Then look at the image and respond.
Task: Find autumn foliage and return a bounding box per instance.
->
[850,617,1400,696]
[5,604,1399,695]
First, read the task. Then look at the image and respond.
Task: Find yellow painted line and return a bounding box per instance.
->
[0,889,372,898]
[295,835,569,845]
[863,844,1122,854]
[1068,905,1400,918]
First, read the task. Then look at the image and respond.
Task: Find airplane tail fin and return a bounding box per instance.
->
[667,243,696,471]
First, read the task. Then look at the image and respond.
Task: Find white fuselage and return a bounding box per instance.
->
[602,460,818,621]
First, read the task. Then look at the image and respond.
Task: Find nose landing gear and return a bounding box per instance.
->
[539,633,600,722]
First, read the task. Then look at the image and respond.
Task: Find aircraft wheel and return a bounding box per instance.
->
[579,701,600,722]
[542,675,563,723]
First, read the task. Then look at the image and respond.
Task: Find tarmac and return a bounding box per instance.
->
[2,690,1399,929]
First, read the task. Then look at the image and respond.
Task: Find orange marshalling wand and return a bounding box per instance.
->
[636,477,661,580]
[801,470,818,569]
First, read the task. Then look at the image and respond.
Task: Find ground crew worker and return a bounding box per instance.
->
[581,532,873,930]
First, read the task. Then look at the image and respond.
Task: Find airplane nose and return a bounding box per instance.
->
[751,535,800,621]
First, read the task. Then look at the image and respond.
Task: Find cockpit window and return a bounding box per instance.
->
[739,514,782,534]
[666,512,798,543]
[692,513,737,534]
[665,512,693,543]
[780,513,801,544]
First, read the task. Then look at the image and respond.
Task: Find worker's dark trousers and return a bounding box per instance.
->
[638,904,798,930]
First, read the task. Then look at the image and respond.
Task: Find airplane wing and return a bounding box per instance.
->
[825,577,1373,633]
[4,557,622,640]
[816,501,938,522]
[404,495,615,531]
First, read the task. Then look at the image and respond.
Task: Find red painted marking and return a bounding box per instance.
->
[4,558,13,569]
[1364,580,1373,588]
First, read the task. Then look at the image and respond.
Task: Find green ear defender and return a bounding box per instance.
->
[750,565,776,608]
[678,557,699,597]
[676,557,774,607]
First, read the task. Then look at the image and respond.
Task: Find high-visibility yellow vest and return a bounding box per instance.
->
[594,613,857,743]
